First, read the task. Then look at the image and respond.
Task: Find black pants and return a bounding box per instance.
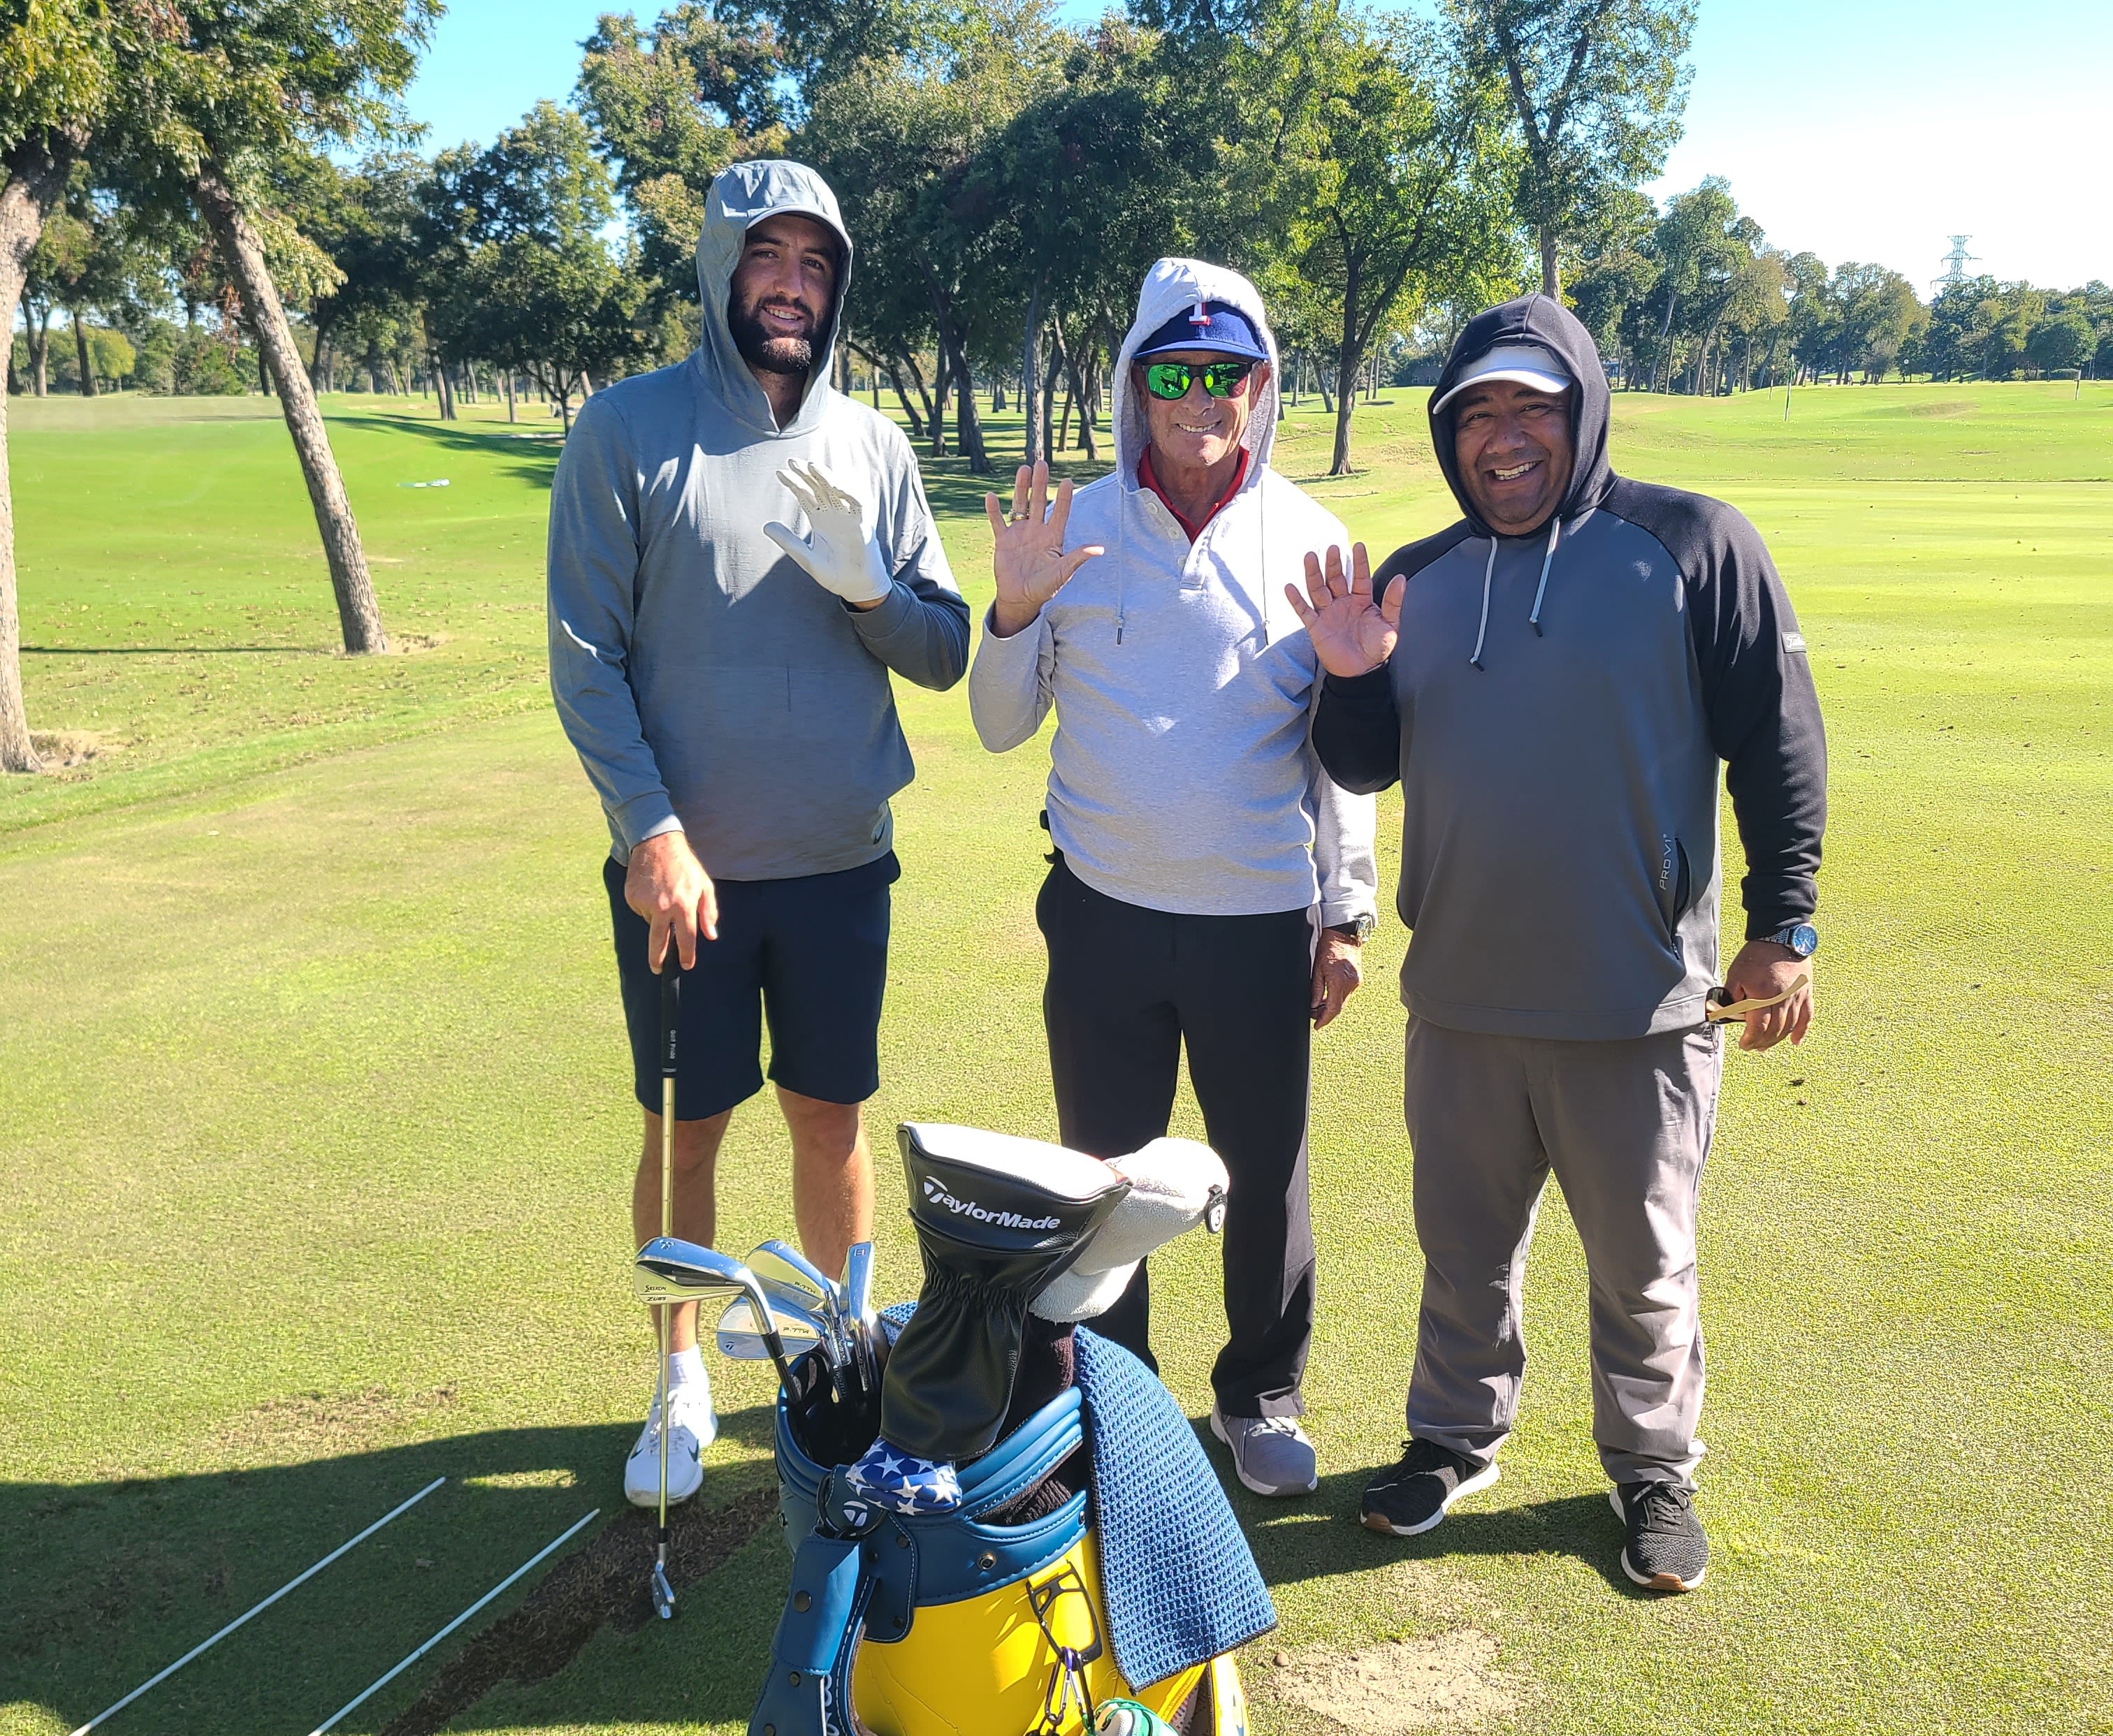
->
[1037,856,1316,1418]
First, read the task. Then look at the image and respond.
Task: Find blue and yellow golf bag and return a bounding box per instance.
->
[747,1125,1273,1735]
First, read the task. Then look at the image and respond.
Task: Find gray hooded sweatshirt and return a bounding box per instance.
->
[547,160,968,879]
[968,258,1377,925]
[1314,295,1827,1040]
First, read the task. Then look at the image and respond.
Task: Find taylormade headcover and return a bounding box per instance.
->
[1031,1138,1229,1325]
[883,1124,1131,1463]
[762,458,893,605]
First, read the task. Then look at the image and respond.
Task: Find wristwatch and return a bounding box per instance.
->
[1327,914,1376,944]
[1765,922,1820,958]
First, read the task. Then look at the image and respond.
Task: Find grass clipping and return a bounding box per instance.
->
[1261,1629,1518,1733]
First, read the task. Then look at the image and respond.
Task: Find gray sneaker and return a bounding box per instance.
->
[1210,1404,1318,1496]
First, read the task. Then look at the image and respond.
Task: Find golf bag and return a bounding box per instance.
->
[749,1125,1271,1736]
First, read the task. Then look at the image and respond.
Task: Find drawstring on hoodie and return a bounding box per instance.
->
[1468,539,1497,671]
[1529,515,1560,635]
[1469,514,1563,669]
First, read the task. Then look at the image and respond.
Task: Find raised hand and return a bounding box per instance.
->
[1284,542,1404,678]
[763,458,892,608]
[986,460,1103,638]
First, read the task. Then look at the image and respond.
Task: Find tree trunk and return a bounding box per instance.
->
[0,143,76,772]
[1328,254,1363,476]
[1040,340,1062,465]
[901,351,935,439]
[1653,289,1680,393]
[29,306,48,396]
[928,346,949,457]
[504,369,516,423]
[882,354,924,439]
[1539,224,1560,299]
[430,350,456,420]
[1021,277,1044,471]
[952,355,989,472]
[194,163,388,655]
[71,308,96,398]
[1329,347,1359,474]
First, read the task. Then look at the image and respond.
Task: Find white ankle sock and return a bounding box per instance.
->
[667,1345,707,1395]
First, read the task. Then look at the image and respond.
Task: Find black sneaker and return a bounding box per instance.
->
[1360,1438,1500,1536]
[1611,1481,1708,1592]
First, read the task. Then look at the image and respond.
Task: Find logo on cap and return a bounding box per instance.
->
[1189,299,1212,331]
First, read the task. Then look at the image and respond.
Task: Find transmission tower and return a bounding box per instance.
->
[1933,235,1980,294]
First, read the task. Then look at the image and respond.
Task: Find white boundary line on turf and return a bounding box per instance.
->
[67,1475,449,1736]
[305,1506,601,1736]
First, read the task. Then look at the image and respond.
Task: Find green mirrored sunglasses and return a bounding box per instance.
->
[1142,359,1255,401]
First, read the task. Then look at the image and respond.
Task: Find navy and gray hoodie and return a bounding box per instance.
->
[1313,296,1827,1040]
[548,161,968,879]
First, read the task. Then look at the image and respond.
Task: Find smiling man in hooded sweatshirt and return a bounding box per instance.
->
[1289,296,1827,1593]
[969,258,1379,1499]
[547,161,968,1510]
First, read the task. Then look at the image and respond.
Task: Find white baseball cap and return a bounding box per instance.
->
[1432,342,1572,414]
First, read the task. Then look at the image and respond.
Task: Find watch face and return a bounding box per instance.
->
[1785,924,1818,958]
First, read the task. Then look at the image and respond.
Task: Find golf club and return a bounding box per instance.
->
[841,1241,880,1397]
[750,1271,848,1374]
[635,1238,801,1394]
[648,961,680,1624]
[750,1239,855,1402]
[716,1294,825,1362]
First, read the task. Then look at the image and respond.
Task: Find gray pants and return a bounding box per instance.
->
[1402,1016,1722,1488]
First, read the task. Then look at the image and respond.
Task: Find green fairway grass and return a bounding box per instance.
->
[3,381,2110,1735]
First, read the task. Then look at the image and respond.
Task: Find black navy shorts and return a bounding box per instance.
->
[604,850,899,1122]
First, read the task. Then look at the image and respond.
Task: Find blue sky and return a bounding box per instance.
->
[402,0,2112,291]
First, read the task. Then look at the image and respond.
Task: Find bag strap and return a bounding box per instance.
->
[750,1474,883,1736]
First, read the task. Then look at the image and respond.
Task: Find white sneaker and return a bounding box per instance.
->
[623,1378,716,1509]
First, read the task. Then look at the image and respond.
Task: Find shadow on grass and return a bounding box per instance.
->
[1190,1421,1647,1601]
[2,1408,786,1736]
[335,412,565,492]
[21,645,334,656]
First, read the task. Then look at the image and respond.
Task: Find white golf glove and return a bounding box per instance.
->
[763,458,894,606]
[1033,1138,1230,1325]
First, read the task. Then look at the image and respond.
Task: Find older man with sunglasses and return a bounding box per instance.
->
[968,258,1378,1498]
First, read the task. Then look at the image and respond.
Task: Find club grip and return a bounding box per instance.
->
[658,962,681,1076]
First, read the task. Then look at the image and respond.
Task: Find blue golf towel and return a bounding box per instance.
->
[1073,1325,1277,1688]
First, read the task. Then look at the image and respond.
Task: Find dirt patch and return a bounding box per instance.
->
[1261,1629,1518,1734]
[29,730,122,768]
[212,1385,459,1464]
[379,1484,778,1736]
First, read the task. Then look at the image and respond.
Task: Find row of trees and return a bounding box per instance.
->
[1563,177,2113,393]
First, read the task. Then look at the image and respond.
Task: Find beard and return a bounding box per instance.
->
[729,294,822,377]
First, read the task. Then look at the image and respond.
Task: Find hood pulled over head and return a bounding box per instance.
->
[1112,258,1282,490]
[1429,293,1613,539]
[694,159,852,435]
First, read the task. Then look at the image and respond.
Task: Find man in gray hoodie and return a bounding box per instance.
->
[548,161,968,1509]
[971,258,1378,1499]
[1293,295,1825,1593]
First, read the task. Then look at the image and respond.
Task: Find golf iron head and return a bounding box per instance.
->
[634,1237,799,1392]
[750,1240,855,1399]
[651,1561,674,1621]
[841,1241,880,1398]
[716,1294,825,1362]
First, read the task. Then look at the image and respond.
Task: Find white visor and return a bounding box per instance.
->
[1432,343,1572,414]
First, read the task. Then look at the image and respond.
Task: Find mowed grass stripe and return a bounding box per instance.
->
[2,385,2109,1735]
